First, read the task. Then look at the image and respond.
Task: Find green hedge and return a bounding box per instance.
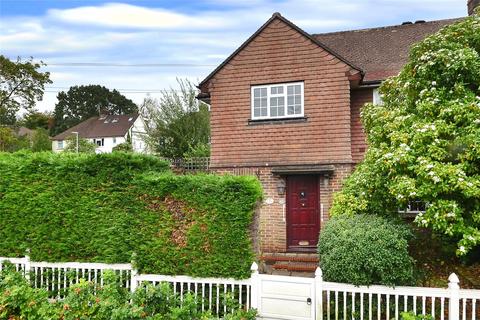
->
[0,152,262,278]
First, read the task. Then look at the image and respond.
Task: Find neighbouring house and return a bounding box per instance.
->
[51,114,147,153]
[197,1,479,273]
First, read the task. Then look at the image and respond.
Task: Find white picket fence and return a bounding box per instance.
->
[1,256,479,320]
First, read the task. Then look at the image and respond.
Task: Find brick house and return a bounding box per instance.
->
[197,1,478,273]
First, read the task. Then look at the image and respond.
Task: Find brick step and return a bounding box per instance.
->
[261,254,319,263]
[272,262,318,272]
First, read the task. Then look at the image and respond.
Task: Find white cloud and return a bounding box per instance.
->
[48,3,231,30]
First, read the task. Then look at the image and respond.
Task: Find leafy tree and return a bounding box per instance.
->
[331,15,480,255]
[0,127,18,151]
[51,85,138,136]
[141,79,210,158]
[21,110,52,130]
[31,128,51,152]
[0,56,51,125]
[63,135,96,153]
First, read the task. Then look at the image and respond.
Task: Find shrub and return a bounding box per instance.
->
[318,215,415,286]
[0,267,257,320]
[112,141,132,152]
[0,152,261,278]
[0,263,59,319]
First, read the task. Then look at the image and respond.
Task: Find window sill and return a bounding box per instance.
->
[247,117,308,126]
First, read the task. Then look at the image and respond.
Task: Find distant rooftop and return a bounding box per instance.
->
[52,114,138,140]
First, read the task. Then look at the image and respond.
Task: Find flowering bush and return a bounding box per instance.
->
[331,13,480,255]
[0,266,257,320]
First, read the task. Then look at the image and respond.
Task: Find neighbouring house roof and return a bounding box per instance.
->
[51,114,139,141]
[15,126,34,137]
[312,18,462,83]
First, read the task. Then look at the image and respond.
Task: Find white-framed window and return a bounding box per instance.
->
[57,141,64,149]
[373,88,383,105]
[251,82,304,120]
[113,137,116,144]
[399,200,427,215]
[93,138,104,147]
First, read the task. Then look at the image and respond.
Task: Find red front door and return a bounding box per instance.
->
[287,175,320,250]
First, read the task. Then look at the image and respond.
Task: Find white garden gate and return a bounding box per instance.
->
[253,271,315,320]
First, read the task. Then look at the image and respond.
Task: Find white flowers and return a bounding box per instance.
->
[409,191,417,196]
[426,164,434,169]
[459,246,466,253]
[446,212,456,218]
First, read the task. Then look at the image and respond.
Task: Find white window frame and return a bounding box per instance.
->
[251,82,304,120]
[373,88,383,105]
[57,141,64,149]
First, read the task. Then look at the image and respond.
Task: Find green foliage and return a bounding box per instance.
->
[0,263,59,319]
[113,141,133,152]
[183,142,210,158]
[331,13,480,255]
[0,56,52,125]
[31,128,51,152]
[63,134,96,153]
[21,111,52,130]
[401,311,433,320]
[0,152,261,278]
[141,79,210,158]
[0,267,257,320]
[51,85,138,136]
[0,127,19,152]
[318,215,415,286]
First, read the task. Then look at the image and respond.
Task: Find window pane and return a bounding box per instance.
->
[287,96,294,105]
[295,105,301,114]
[271,87,276,94]
[288,105,294,115]
[254,98,260,108]
[261,97,267,107]
[254,109,260,117]
[287,86,294,95]
[295,85,301,94]
[271,107,277,117]
[294,95,301,104]
[260,88,267,96]
[278,96,284,107]
[254,88,260,98]
[270,97,277,107]
[261,108,267,116]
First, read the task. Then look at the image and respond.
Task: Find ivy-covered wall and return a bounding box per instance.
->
[0,152,262,278]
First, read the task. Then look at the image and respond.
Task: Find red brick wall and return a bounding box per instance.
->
[206,17,354,168]
[350,88,372,163]
[214,164,352,253]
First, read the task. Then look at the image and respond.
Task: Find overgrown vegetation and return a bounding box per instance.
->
[0,266,257,320]
[0,152,262,278]
[141,79,210,158]
[331,13,480,255]
[318,215,415,286]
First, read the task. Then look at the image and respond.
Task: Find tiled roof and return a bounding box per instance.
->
[313,18,462,82]
[51,114,138,140]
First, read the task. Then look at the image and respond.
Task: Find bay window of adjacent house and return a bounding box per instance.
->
[251,82,304,120]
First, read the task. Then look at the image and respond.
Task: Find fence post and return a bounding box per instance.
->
[250,262,260,311]
[315,267,323,320]
[448,273,460,320]
[130,266,138,293]
[24,250,31,283]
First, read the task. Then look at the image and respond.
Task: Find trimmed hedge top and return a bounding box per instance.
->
[0,152,262,278]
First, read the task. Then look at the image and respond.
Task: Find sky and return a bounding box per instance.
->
[0,0,468,113]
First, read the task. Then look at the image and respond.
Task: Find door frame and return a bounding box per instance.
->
[286,174,320,252]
